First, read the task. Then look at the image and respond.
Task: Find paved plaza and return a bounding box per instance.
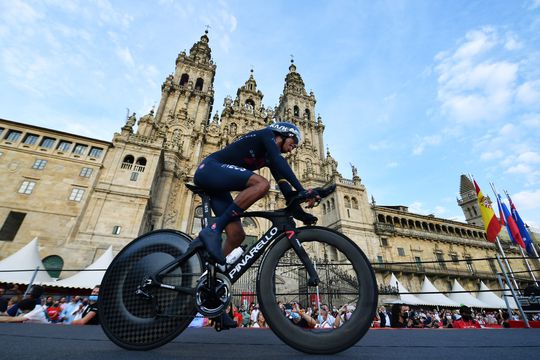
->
[1,324,539,360]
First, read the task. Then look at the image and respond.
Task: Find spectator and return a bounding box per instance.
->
[60,296,81,324]
[452,306,481,329]
[0,298,48,324]
[230,305,243,328]
[317,304,336,328]
[252,311,268,328]
[240,304,250,327]
[286,302,317,328]
[45,299,63,323]
[249,303,260,327]
[391,304,412,328]
[0,287,8,313]
[442,310,454,328]
[378,306,391,327]
[6,284,43,317]
[72,286,99,325]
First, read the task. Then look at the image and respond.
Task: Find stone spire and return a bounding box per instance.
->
[283,58,307,97]
[188,30,212,64]
[457,174,482,226]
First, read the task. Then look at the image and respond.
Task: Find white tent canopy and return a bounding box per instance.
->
[386,273,426,305]
[46,246,114,289]
[477,281,508,309]
[416,276,460,307]
[0,238,54,284]
[448,279,489,308]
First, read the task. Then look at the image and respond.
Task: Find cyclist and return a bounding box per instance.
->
[193,121,320,265]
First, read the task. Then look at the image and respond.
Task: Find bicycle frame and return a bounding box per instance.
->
[142,198,320,296]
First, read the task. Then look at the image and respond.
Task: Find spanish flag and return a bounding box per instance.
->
[473,180,501,243]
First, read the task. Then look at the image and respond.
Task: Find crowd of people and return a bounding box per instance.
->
[3,284,538,330]
[189,301,357,329]
[377,304,540,329]
[0,284,100,325]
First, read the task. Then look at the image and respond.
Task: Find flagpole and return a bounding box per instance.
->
[489,182,521,290]
[518,246,539,286]
[495,236,520,291]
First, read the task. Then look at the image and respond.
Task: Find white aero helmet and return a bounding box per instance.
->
[267,121,302,144]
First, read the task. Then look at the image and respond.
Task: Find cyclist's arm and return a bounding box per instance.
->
[261,129,304,192]
[269,167,295,198]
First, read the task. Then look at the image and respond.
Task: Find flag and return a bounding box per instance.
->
[506,193,534,255]
[497,194,526,249]
[473,180,501,242]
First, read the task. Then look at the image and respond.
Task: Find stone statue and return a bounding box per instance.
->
[350,163,358,178]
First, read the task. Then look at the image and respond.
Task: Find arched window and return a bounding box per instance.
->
[305,109,311,120]
[180,73,189,86]
[323,203,327,214]
[195,78,204,91]
[331,198,335,210]
[42,255,64,278]
[230,123,237,135]
[123,155,134,164]
[352,197,359,209]
[135,157,147,172]
[245,99,255,108]
[344,196,351,209]
[293,106,300,117]
[378,214,385,222]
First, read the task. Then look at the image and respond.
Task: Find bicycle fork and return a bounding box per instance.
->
[286,230,320,287]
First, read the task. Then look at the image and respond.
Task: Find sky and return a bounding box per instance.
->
[1,0,540,231]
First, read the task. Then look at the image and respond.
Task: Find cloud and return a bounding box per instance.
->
[522,113,540,128]
[480,150,503,161]
[504,32,523,50]
[412,134,441,155]
[516,80,540,105]
[116,46,135,67]
[506,164,532,174]
[512,189,540,211]
[517,151,540,163]
[369,140,391,151]
[530,0,540,10]
[407,201,447,217]
[434,27,524,124]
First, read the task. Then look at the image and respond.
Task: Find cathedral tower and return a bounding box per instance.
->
[457,174,482,226]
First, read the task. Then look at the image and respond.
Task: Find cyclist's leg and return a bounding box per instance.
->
[209,192,246,256]
[194,159,268,263]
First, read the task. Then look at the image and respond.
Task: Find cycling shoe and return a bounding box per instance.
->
[198,227,226,265]
[291,204,318,225]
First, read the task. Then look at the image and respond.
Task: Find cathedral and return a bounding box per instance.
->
[0,32,536,297]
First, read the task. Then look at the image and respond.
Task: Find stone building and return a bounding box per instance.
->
[1,32,537,298]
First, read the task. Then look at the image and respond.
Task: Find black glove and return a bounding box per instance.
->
[291,204,318,225]
[299,188,320,200]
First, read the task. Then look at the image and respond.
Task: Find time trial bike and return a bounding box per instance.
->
[99,182,377,354]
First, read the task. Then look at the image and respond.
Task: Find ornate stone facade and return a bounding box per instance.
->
[1,32,537,297]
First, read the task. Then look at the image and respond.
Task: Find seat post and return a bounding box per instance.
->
[201,193,212,228]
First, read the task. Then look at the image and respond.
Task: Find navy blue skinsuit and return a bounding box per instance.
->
[193,128,304,216]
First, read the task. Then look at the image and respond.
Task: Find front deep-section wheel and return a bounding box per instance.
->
[100,230,203,350]
[257,227,377,354]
